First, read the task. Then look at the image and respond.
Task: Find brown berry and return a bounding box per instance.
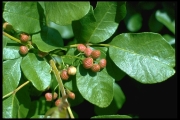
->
[20,33,31,42]
[19,46,28,55]
[99,59,107,69]
[60,70,69,80]
[77,44,86,52]
[67,91,75,100]
[83,57,93,69]
[53,92,58,100]
[55,98,62,106]
[45,92,52,101]
[84,47,93,57]
[91,64,101,72]
[3,22,13,32]
[67,66,77,75]
[91,50,101,59]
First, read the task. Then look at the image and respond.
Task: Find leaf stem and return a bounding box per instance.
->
[3,31,27,45]
[67,106,74,118]
[66,43,110,48]
[50,59,66,96]
[49,59,74,118]
[2,80,30,99]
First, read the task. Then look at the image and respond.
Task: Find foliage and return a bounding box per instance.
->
[3,1,175,118]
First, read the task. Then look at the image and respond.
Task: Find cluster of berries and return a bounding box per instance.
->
[77,44,107,72]
[45,90,75,107]
[19,33,31,55]
[60,66,77,80]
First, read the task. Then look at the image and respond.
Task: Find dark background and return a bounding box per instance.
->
[72,1,177,118]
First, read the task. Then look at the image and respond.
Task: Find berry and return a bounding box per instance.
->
[53,92,58,100]
[77,44,86,52]
[45,92,52,101]
[91,64,101,72]
[83,57,93,69]
[99,59,107,69]
[84,47,93,57]
[3,22,13,32]
[67,91,75,100]
[20,33,31,42]
[55,98,62,107]
[60,70,69,80]
[91,50,101,59]
[67,66,77,75]
[19,46,28,55]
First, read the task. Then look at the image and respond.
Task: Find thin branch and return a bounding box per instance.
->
[3,31,27,45]
[3,80,30,99]
[49,59,74,118]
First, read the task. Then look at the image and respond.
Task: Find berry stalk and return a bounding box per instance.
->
[3,31,27,45]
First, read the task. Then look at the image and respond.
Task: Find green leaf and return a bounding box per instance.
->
[3,35,8,48]
[45,2,90,25]
[16,79,31,118]
[27,96,52,118]
[127,13,142,32]
[3,57,22,96]
[31,115,45,118]
[76,64,114,108]
[67,89,84,107]
[32,26,64,52]
[21,53,51,91]
[155,10,175,34]
[94,83,126,115]
[148,12,164,32]
[48,22,74,39]
[109,32,175,84]
[3,46,21,60]
[3,95,19,118]
[163,34,175,45]
[91,115,132,118]
[61,47,82,66]
[72,2,126,43]
[106,53,126,81]
[3,2,41,33]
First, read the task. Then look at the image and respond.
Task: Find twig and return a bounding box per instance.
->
[3,31,26,45]
[49,59,75,118]
[3,81,30,99]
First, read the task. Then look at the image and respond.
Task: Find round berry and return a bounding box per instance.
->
[67,66,77,75]
[55,98,62,107]
[20,33,31,42]
[77,44,86,52]
[83,57,93,69]
[60,70,69,80]
[84,47,93,57]
[91,50,101,59]
[91,64,101,72]
[3,22,13,32]
[53,92,58,100]
[99,59,107,69]
[19,46,29,55]
[67,92,75,100]
[45,92,52,101]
